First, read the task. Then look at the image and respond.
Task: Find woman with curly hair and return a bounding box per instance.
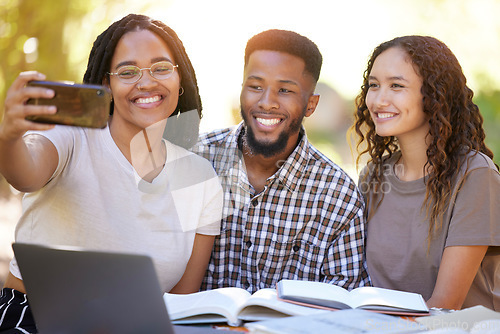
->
[352,35,500,310]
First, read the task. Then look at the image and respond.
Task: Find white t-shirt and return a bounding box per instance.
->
[10,125,223,292]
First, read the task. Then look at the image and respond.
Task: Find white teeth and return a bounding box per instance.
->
[136,96,161,104]
[257,118,280,126]
[378,113,396,119]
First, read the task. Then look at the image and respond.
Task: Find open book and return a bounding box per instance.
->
[277,279,429,316]
[163,287,326,326]
[245,306,500,334]
[245,309,426,334]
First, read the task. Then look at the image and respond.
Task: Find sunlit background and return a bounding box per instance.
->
[1,0,500,285]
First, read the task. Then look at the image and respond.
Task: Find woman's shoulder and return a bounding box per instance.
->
[453,150,500,192]
[166,140,210,162]
[463,151,498,172]
[25,125,99,151]
[165,140,217,177]
[26,124,82,138]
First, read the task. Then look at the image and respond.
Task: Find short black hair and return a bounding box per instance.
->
[83,14,201,148]
[244,29,323,82]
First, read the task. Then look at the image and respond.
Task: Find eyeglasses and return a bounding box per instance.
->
[108,61,179,84]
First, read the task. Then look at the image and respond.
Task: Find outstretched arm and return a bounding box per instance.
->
[0,71,58,192]
[427,245,487,310]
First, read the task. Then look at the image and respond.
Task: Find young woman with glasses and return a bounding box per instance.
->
[0,14,223,332]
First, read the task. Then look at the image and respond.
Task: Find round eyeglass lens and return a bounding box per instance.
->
[117,66,141,83]
[114,61,176,83]
[151,62,175,79]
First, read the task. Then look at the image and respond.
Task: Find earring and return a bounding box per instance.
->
[179,87,184,96]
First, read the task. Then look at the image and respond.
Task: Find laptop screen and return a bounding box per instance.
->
[13,243,174,334]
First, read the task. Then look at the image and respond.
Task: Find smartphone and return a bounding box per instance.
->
[26,80,111,129]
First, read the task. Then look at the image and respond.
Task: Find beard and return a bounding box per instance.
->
[240,107,306,158]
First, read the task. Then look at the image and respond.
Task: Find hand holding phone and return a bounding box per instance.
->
[26,81,111,128]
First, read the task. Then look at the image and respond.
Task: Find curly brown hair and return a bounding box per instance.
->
[352,35,496,239]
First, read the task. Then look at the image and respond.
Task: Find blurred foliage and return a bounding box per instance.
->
[1,0,90,97]
[1,0,91,197]
[474,90,500,165]
[0,0,156,114]
[0,0,153,197]
[0,0,499,198]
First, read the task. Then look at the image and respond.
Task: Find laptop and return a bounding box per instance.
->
[12,242,220,334]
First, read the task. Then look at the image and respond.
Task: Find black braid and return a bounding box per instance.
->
[83,14,202,148]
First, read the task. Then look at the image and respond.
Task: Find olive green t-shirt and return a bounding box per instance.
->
[361,151,500,310]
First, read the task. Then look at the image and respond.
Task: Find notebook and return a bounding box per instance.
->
[12,242,220,334]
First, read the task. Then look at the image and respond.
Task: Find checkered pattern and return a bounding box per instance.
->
[192,123,370,293]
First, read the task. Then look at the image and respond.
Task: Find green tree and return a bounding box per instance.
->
[0,0,158,197]
[475,91,500,165]
[0,0,100,197]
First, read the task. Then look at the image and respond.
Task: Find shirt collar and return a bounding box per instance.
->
[272,126,310,192]
[219,122,310,193]
[215,123,244,178]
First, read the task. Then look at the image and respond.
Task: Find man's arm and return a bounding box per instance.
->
[322,205,371,289]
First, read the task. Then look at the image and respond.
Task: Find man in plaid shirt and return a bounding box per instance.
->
[192,29,370,293]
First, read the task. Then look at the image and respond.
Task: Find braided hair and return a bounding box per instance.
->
[353,35,496,240]
[83,13,202,148]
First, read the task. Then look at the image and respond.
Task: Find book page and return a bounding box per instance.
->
[164,287,251,326]
[277,279,352,309]
[417,306,500,331]
[418,319,500,333]
[348,287,429,313]
[237,288,326,322]
[245,309,425,334]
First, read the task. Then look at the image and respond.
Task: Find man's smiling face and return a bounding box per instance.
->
[239,50,317,157]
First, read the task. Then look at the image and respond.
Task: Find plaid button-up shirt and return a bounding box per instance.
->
[192,123,370,293]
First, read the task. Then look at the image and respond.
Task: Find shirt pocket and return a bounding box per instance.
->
[259,238,322,285]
